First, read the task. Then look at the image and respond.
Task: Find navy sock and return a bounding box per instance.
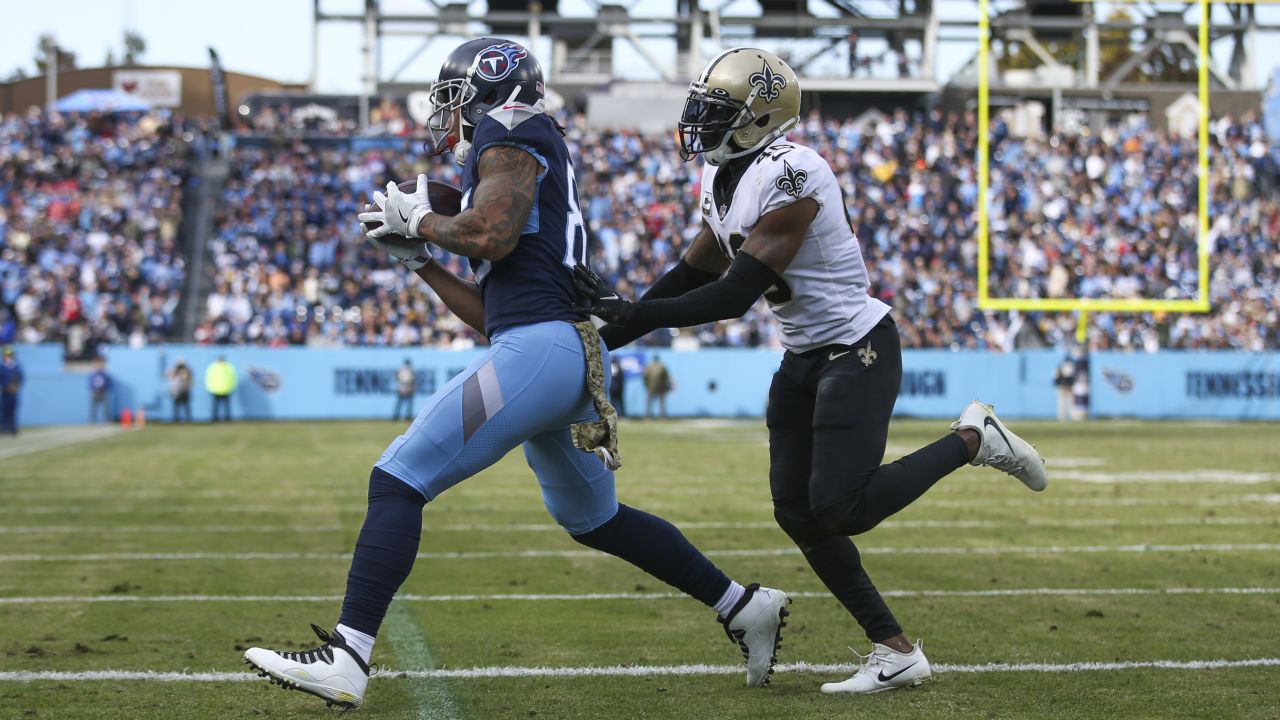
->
[571,504,731,608]
[338,467,427,637]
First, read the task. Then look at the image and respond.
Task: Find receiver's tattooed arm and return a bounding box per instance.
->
[418,146,540,261]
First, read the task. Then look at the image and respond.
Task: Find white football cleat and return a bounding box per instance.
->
[244,624,370,709]
[952,400,1047,491]
[720,584,791,687]
[821,640,932,694]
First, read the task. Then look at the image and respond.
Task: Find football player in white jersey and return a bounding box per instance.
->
[576,48,1048,695]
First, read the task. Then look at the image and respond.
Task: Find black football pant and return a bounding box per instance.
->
[767,316,969,642]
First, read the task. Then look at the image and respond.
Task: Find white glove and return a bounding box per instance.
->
[364,231,433,271]
[358,174,433,240]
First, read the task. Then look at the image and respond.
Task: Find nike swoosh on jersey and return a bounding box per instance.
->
[876,662,919,683]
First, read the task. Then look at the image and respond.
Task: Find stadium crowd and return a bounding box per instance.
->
[3,106,1277,353]
[0,108,191,357]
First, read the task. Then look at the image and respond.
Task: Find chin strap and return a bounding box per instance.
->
[452,138,472,167]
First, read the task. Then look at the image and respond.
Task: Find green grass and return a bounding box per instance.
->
[1,419,1279,720]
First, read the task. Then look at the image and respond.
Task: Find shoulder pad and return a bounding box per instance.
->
[753,141,830,206]
[485,100,545,131]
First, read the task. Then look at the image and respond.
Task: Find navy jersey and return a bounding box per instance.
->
[460,104,587,337]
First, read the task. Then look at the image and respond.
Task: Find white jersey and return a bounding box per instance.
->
[700,138,890,353]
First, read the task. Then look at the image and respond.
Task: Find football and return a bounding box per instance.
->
[361,179,464,244]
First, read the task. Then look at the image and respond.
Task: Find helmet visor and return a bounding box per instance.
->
[677,91,748,161]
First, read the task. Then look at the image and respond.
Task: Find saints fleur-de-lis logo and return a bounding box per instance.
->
[858,342,877,366]
[774,160,807,198]
[749,59,786,103]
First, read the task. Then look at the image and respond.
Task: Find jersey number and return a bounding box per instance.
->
[562,160,588,268]
[727,233,793,304]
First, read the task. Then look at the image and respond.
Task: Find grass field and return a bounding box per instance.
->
[1,418,1278,720]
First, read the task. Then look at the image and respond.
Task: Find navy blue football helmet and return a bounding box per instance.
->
[427,37,545,164]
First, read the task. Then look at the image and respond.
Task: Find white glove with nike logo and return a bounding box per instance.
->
[359,174,433,240]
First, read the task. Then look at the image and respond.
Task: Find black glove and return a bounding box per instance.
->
[573,263,635,325]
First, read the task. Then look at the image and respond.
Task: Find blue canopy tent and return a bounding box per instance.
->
[54,89,152,113]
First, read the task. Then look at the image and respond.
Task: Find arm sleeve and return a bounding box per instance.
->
[622,251,780,330]
[597,259,721,350]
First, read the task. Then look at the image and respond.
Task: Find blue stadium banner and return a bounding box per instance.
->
[1091,351,1280,419]
[12,344,1280,426]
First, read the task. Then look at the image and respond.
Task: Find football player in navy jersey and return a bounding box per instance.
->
[243,39,790,710]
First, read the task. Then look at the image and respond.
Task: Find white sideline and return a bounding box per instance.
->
[2,543,1277,563]
[1,586,1277,605]
[2,515,1274,535]
[2,658,1278,683]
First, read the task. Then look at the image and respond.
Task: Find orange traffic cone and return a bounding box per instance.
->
[136,408,146,429]
[120,408,132,429]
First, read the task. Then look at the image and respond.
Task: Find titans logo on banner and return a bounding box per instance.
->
[475,43,528,82]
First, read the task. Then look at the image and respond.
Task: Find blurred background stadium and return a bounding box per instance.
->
[3,0,1278,426]
[3,3,1280,719]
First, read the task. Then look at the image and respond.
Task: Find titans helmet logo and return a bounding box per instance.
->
[475,43,529,82]
[749,60,786,103]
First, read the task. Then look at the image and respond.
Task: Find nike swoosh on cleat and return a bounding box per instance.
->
[877,662,919,683]
[829,350,850,361]
[984,416,1015,456]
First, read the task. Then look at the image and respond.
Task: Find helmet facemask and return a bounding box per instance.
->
[678,82,761,165]
[427,77,477,166]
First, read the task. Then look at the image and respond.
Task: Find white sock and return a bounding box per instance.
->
[713,581,747,618]
[335,623,375,665]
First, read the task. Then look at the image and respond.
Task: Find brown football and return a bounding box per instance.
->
[362,179,464,244]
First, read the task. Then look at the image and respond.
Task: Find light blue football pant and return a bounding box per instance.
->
[375,320,618,535]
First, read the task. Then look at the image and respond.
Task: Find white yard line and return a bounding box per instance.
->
[0,515,1272,536]
[5,465,1274,501]
[1,543,1276,563]
[5,494,1280,516]
[1054,470,1280,485]
[2,657,1277,683]
[2,586,1276,606]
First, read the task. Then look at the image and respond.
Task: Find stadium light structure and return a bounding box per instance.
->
[311,1,1276,128]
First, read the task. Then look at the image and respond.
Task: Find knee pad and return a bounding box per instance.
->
[810,491,876,537]
[773,501,830,549]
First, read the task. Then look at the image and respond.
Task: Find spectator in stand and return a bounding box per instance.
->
[168,357,193,422]
[393,358,415,421]
[205,355,237,422]
[609,357,626,418]
[1053,355,1075,422]
[0,346,21,434]
[88,356,111,423]
[0,108,190,355]
[643,358,672,420]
